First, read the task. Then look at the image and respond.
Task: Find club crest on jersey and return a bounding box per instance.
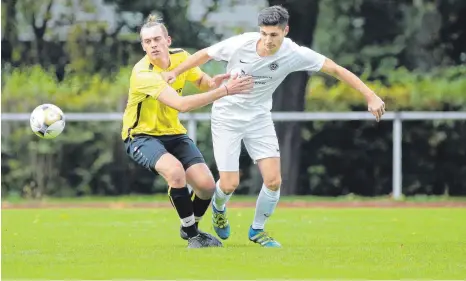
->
[269,62,279,71]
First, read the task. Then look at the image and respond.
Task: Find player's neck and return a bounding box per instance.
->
[150,56,171,70]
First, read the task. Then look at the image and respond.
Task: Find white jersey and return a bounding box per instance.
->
[207,32,326,122]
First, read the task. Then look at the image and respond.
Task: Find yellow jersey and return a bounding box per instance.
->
[121,49,204,140]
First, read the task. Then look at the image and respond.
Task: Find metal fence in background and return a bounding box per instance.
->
[3,111,466,199]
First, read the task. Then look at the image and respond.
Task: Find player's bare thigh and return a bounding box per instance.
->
[186,163,216,199]
[257,157,282,191]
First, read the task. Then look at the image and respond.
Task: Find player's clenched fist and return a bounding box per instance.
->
[161,71,177,84]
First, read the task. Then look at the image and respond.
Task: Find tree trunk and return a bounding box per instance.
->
[272,72,309,195]
[4,0,18,41]
[268,0,320,195]
[3,0,18,62]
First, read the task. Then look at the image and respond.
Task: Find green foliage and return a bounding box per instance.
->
[3,0,466,198]
[301,65,466,197]
[306,65,466,111]
[1,65,130,113]
[1,65,466,198]
[314,0,466,75]
[104,0,220,48]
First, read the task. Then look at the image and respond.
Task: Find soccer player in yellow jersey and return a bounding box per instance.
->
[121,15,253,248]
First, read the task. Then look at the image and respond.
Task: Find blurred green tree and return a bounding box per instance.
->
[103,0,221,49]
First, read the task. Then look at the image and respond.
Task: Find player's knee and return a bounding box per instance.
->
[165,164,186,187]
[194,179,216,199]
[196,187,214,200]
[196,175,216,191]
[264,175,281,191]
[220,178,239,194]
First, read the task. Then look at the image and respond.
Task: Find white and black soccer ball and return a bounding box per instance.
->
[30,104,66,139]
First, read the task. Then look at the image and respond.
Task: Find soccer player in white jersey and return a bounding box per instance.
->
[163,5,385,247]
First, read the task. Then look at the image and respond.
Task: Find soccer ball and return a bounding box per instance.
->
[30,104,66,139]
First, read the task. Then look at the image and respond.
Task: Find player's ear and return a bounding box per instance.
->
[166,36,172,46]
[284,25,289,36]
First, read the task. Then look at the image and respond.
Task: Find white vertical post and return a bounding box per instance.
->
[392,113,403,200]
[187,116,197,144]
[186,115,197,194]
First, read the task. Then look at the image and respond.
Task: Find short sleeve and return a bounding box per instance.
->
[294,46,326,72]
[207,32,258,61]
[185,66,204,82]
[133,70,168,99]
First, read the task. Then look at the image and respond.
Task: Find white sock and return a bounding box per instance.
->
[212,180,233,211]
[252,184,280,230]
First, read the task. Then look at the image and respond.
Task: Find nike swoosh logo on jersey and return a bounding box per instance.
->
[239,59,252,64]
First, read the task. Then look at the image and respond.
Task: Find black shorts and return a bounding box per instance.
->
[124,134,205,174]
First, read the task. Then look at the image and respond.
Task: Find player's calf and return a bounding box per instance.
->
[169,187,199,239]
[179,196,215,241]
[191,185,215,227]
[185,162,216,229]
[155,154,203,244]
[213,174,238,211]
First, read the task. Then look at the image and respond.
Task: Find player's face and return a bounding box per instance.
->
[140,26,172,60]
[259,25,289,53]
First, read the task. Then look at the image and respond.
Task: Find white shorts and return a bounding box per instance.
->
[211,116,280,172]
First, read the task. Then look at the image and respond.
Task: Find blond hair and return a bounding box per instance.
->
[139,14,168,39]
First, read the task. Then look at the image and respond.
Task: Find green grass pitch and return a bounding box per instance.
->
[2,206,466,280]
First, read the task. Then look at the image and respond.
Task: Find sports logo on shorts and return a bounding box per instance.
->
[269,62,279,71]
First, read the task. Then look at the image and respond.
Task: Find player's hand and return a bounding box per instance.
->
[224,74,253,95]
[161,71,177,84]
[209,73,231,89]
[367,94,386,122]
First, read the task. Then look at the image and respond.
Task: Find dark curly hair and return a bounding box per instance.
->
[258,5,289,29]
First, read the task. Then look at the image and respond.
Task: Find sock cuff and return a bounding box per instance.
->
[170,186,189,197]
[215,181,229,196]
[180,214,196,227]
[262,184,280,197]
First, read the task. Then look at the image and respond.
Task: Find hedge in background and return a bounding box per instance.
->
[1,65,465,198]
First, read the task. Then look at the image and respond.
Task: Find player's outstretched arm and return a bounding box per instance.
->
[158,74,252,112]
[194,73,231,91]
[163,49,212,84]
[320,58,386,121]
